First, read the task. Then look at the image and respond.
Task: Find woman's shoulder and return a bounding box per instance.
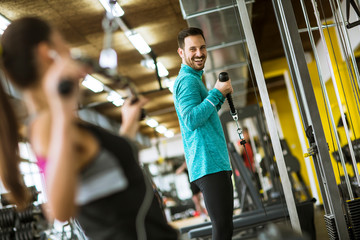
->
[29,111,52,158]
[29,114,98,158]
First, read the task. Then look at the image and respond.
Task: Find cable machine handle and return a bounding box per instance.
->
[219,72,236,116]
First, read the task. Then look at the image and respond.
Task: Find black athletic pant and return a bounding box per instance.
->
[193,171,234,240]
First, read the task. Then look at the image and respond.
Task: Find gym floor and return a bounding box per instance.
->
[176,205,328,240]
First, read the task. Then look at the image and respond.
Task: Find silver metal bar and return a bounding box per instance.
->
[300,0,354,197]
[298,23,337,33]
[114,17,129,32]
[181,0,255,20]
[310,0,360,189]
[205,62,247,74]
[206,40,246,51]
[236,0,302,233]
[178,0,187,20]
[184,4,235,20]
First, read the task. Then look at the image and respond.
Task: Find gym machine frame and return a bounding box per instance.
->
[236,0,302,233]
[271,0,351,239]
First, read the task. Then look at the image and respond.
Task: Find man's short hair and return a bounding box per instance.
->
[177,27,205,49]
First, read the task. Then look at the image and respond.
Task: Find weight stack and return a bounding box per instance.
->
[324,214,338,240]
[323,214,354,240]
[324,214,358,240]
[346,198,360,239]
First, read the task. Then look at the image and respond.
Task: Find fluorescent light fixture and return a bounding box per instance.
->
[99,0,124,17]
[156,62,169,77]
[140,59,169,77]
[140,59,154,69]
[0,14,10,35]
[99,48,118,69]
[125,31,151,55]
[112,98,125,107]
[146,118,159,128]
[82,75,104,93]
[163,78,174,93]
[107,90,124,107]
[155,125,167,134]
[164,130,174,138]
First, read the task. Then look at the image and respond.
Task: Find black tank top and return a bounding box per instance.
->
[75,123,178,240]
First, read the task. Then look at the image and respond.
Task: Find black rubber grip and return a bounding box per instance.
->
[218,72,236,115]
[58,79,74,96]
[219,72,229,82]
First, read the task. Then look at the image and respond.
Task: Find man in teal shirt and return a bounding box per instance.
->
[173,27,234,240]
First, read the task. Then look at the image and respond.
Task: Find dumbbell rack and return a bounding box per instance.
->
[0,186,49,240]
[0,204,49,240]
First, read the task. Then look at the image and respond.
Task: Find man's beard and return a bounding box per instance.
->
[185,54,206,70]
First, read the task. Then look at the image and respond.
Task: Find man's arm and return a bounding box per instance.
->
[176,75,225,131]
[216,96,225,111]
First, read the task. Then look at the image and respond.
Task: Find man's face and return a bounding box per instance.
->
[178,35,207,71]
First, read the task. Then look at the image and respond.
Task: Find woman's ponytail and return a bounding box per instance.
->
[0,16,52,209]
[0,81,30,209]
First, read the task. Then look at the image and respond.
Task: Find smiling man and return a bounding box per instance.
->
[173,27,234,240]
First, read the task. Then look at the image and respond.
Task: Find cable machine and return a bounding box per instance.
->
[271,0,360,239]
[178,0,307,237]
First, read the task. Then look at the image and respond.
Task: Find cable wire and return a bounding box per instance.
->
[327,0,360,139]
[299,0,346,196]
[320,0,360,185]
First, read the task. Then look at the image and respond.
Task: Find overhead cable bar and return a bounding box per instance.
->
[206,39,246,51]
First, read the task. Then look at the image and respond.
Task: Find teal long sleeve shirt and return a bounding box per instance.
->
[173,64,232,182]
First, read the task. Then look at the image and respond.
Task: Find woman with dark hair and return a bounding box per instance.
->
[0,16,178,239]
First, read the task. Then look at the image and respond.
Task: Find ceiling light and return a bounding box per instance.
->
[163,78,174,93]
[155,125,167,134]
[140,59,154,69]
[156,62,169,77]
[112,98,125,107]
[125,31,151,55]
[99,48,118,69]
[140,59,169,77]
[164,130,174,138]
[0,14,10,35]
[146,118,159,128]
[107,90,124,106]
[82,75,104,93]
[99,0,124,17]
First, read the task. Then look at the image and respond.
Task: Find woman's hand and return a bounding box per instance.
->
[42,56,87,119]
[120,95,149,139]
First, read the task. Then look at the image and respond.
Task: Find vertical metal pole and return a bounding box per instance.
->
[236,0,302,233]
[271,0,349,238]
